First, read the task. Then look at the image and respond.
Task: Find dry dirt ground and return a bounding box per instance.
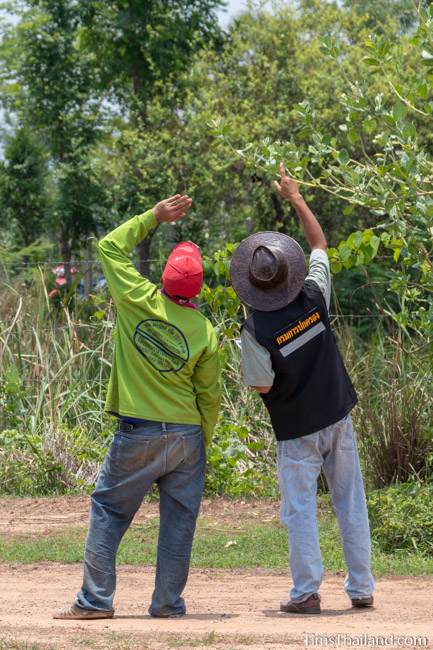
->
[0,498,432,650]
[0,496,280,535]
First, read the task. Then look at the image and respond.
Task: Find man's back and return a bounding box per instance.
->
[98,207,221,446]
[107,278,219,432]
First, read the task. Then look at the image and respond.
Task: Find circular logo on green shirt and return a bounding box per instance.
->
[133,319,190,373]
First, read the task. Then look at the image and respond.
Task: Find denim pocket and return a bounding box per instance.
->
[181,430,203,465]
[336,416,355,451]
[108,433,150,472]
[278,434,319,461]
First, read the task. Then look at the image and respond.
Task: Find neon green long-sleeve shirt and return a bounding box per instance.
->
[98,210,221,447]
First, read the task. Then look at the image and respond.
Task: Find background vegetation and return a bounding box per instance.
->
[0,1,432,553]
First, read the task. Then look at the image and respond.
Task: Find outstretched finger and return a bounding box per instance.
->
[177,198,192,210]
[279,162,286,178]
[172,195,191,207]
[273,180,282,193]
[166,194,182,204]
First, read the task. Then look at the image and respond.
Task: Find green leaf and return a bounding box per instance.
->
[355,250,365,265]
[402,123,417,140]
[362,229,373,244]
[347,231,363,249]
[330,259,343,274]
[417,82,428,99]
[362,118,377,134]
[4,366,22,395]
[363,57,380,66]
[338,242,352,263]
[392,103,408,122]
[347,129,359,144]
[369,235,380,257]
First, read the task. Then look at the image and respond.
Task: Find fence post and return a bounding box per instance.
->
[84,237,93,297]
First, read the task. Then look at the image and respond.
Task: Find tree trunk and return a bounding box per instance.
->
[129,0,148,124]
[84,237,93,297]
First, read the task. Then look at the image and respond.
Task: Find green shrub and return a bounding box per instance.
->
[368,483,433,556]
[206,423,277,497]
[0,427,107,496]
[0,429,64,496]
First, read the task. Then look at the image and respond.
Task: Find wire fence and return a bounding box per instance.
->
[0,259,161,266]
[0,258,396,347]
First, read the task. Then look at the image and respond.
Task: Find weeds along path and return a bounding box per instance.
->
[0,565,432,649]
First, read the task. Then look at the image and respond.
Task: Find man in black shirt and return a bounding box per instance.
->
[231,164,374,615]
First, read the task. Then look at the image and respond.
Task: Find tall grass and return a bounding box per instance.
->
[344,329,432,487]
[0,275,431,495]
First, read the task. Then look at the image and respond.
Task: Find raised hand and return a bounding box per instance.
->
[152,194,193,223]
[273,163,302,203]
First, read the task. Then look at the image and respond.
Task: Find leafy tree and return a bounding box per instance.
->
[118,0,401,248]
[220,3,433,335]
[0,126,47,247]
[79,0,224,119]
[78,0,224,274]
[343,0,418,32]
[0,0,108,265]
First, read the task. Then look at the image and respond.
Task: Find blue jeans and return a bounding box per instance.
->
[75,420,205,617]
[278,415,374,603]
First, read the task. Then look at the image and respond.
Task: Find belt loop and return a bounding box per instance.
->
[162,422,167,432]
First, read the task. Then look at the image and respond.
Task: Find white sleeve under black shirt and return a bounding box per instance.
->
[240,248,331,387]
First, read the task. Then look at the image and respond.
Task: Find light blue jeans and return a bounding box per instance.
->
[278,415,374,603]
[75,420,205,617]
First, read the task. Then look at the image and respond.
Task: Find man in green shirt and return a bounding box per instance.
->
[55,194,221,620]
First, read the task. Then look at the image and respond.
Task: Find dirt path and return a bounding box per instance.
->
[1,498,432,649]
[0,565,431,649]
[0,496,279,535]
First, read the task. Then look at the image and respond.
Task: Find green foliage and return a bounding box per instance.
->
[0,241,52,267]
[0,0,431,508]
[79,0,224,115]
[346,331,433,487]
[0,425,108,496]
[0,127,48,247]
[368,483,433,555]
[328,229,381,274]
[343,0,417,32]
[4,0,102,153]
[214,3,433,336]
[0,428,64,495]
[1,0,109,261]
[207,422,277,497]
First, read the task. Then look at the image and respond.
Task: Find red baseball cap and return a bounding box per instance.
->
[162,241,203,299]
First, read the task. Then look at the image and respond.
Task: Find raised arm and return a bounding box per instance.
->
[274,163,327,251]
[98,194,192,305]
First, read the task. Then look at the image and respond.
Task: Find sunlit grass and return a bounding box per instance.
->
[1,512,432,576]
